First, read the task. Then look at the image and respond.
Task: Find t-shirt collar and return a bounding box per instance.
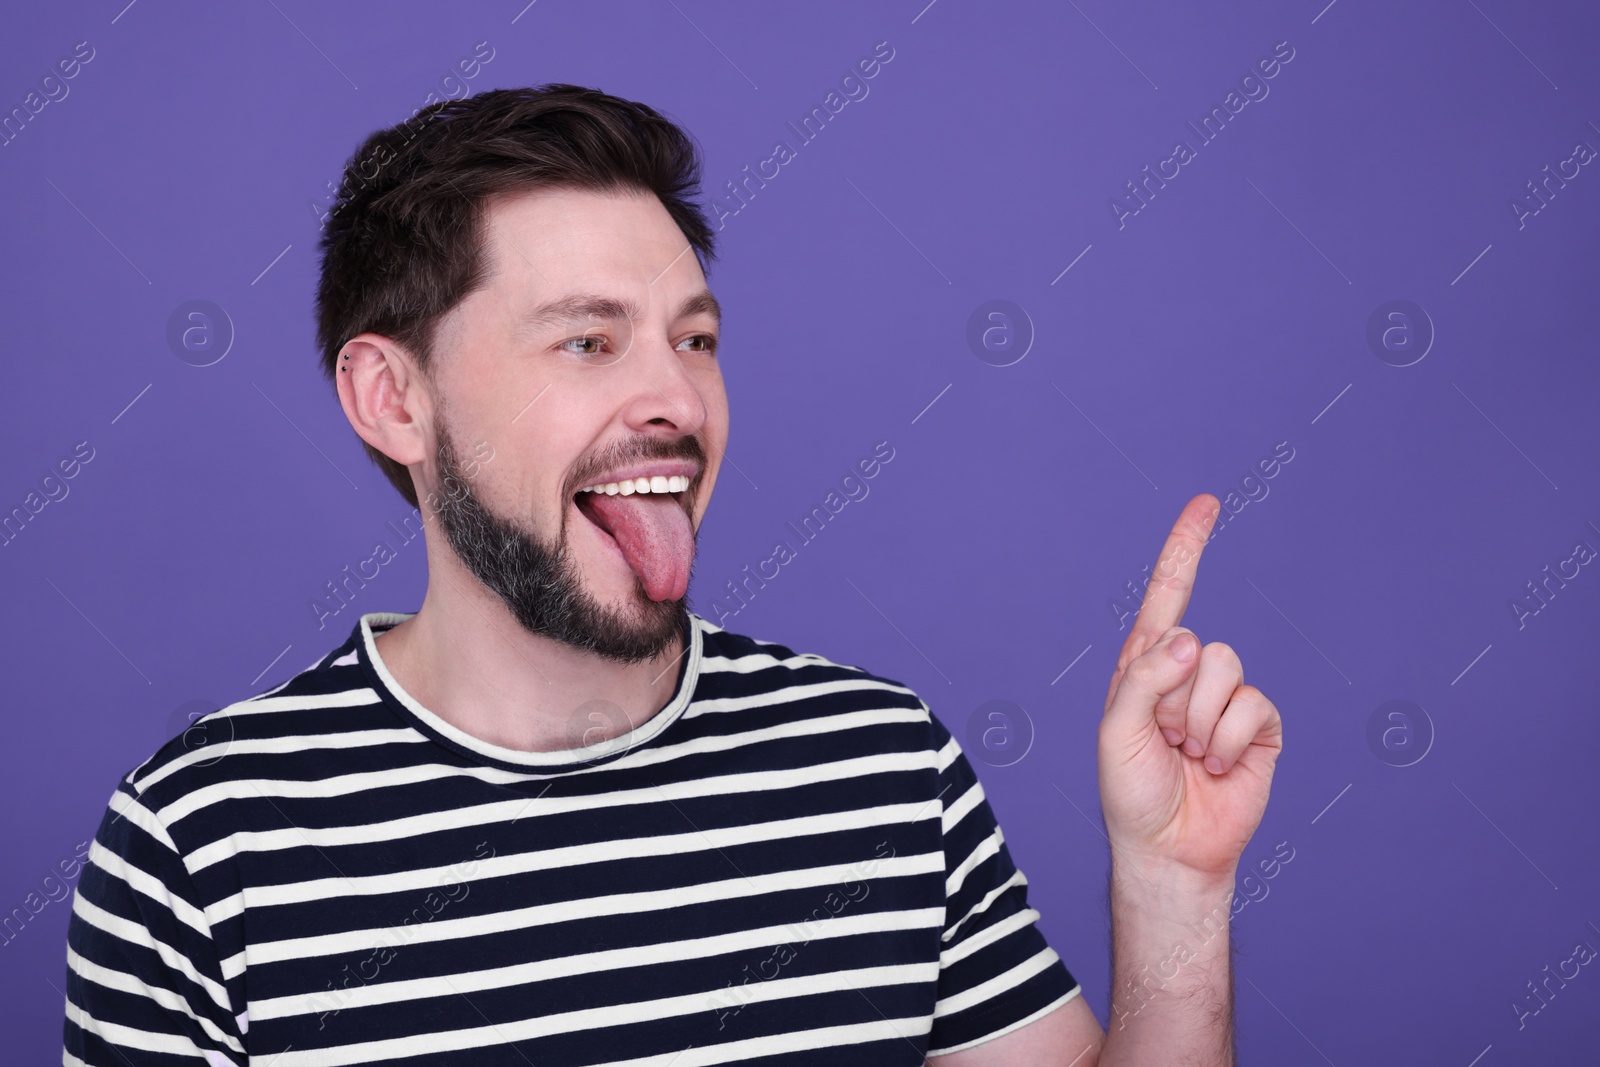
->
[352,609,702,773]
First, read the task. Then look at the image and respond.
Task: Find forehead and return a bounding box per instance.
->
[478,185,706,300]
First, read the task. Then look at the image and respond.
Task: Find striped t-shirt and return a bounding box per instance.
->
[64,610,1081,1065]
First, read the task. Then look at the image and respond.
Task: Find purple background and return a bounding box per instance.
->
[4,1,1598,1062]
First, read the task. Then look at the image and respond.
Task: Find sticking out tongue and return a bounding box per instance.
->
[579,492,694,602]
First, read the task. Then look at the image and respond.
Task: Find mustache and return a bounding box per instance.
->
[567,435,708,497]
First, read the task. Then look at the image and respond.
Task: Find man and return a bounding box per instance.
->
[63,85,1282,1065]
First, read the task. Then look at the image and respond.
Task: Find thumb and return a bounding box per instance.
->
[1101,627,1200,741]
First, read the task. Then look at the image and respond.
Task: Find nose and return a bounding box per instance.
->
[617,333,709,439]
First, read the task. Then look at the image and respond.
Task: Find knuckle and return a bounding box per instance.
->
[1126,648,1170,686]
[1149,564,1189,591]
[1232,684,1270,714]
[1125,653,1161,685]
[1119,627,1174,673]
[1125,627,1193,686]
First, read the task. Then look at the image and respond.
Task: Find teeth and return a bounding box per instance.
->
[577,475,692,495]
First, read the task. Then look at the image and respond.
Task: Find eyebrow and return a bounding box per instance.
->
[517,289,721,337]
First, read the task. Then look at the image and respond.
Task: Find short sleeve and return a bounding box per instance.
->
[926,710,1081,1058]
[63,779,246,1066]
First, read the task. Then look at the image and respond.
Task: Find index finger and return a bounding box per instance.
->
[1115,493,1221,670]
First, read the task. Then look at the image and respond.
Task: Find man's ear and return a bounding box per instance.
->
[336,333,433,470]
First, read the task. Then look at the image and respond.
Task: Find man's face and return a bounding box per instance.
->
[418,186,728,664]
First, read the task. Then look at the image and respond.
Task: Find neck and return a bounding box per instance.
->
[373,554,688,754]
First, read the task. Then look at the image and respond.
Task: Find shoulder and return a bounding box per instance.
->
[691,613,946,741]
[694,613,920,697]
[115,632,401,841]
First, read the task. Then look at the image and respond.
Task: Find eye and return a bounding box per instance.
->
[558,334,608,357]
[679,333,719,355]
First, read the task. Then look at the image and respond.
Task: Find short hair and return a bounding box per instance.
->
[314,83,719,508]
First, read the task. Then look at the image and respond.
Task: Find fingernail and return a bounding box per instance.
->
[1205,755,1223,774]
[1182,736,1204,757]
[1170,634,1196,663]
[1161,728,1183,746]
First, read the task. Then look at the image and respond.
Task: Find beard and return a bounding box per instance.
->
[428,419,700,666]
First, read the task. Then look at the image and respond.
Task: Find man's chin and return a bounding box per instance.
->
[537,573,687,666]
[430,444,689,666]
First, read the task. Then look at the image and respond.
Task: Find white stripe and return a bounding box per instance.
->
[943,868,1027,945]
[69,893,233,1016]
[65,946,244,1053]
[237,687,381,715]
[187,749,938,872]
[206,798,940,921]
[254,649,339,697]
[159,706,928,829]
[696,651,921,707]
[926,985,1081,1058]
[698,649,829,673]
[64,992,215,1057]
[107,789,179,851]
[934,945,1060,1018]
[267,962,938,1067]
[251,905,946,1021]
[947,828,1002,899]
[139,688,383,791]
[88,840,213,941]
[138,727,423,792]
[936,734,961,773]
[939,906,1039,969]
[689,677,915,715]
[160,761,522,828]
[941,778,984,833]
[243,852,944,967]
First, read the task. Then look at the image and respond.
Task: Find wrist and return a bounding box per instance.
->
[1111,850,1237,924]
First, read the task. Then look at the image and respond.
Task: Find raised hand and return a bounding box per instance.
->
[1097,493,1284,879]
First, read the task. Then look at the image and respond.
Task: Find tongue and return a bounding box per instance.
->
[583,492,694,602]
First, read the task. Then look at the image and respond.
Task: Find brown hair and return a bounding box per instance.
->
[314,83,718,508]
